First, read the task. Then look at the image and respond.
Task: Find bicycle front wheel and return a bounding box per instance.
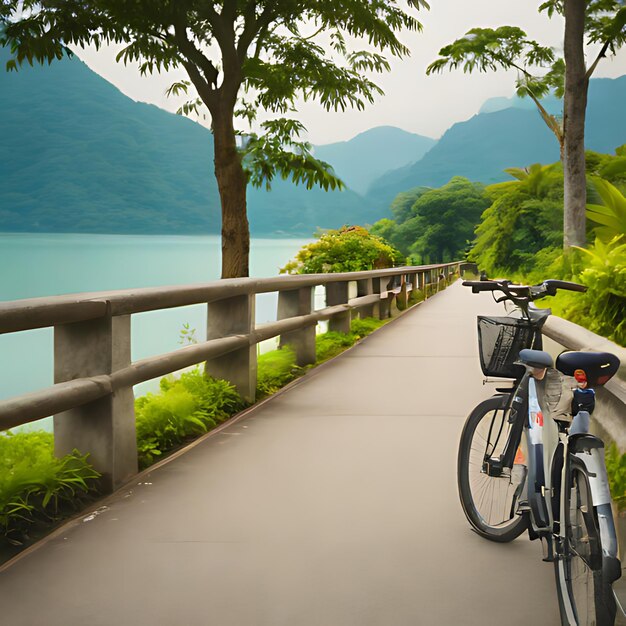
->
[554,460,617,625]
[458,395,528,542]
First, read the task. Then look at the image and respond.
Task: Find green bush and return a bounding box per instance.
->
[135,369,244,468]
[256,346,302,398]
[316,317,387,362]
[0,431,100,544]
[316,331,356,362]
[280,225,404,274]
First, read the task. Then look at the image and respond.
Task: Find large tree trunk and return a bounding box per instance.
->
[562,0,589,249]
[212,104,250,278]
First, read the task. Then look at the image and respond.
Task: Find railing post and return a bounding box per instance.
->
[356,278,375,318]
[376,277,391,319]
[278,287,316,366]
[326,281,351,333]
[54,314,137,492]
[205,294,256,403]
[398,274,409,310]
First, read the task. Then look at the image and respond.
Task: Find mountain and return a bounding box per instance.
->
[367,75,626,209]
[0,46,221,234]
[479,93,562,115]
[312,126,436,195]
[0,46,375,237]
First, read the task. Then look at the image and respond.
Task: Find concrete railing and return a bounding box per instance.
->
[0,262,461,490]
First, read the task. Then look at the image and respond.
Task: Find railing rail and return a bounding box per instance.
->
[0,262,461,490]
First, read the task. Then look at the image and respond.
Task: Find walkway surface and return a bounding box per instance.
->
[0,282,561,625]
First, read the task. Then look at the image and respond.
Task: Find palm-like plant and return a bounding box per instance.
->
[587,177,626,241]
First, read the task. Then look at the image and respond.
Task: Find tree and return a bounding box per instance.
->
[1,1,428,278]
[469,163,565,274]
[371,176,490,263]
[426,2,626,250]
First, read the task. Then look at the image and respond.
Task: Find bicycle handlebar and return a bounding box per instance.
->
[462,278,586,303]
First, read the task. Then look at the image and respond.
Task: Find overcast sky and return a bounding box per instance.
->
[74,0,626,146]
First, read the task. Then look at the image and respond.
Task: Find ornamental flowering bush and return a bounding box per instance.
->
[280,225,404,274]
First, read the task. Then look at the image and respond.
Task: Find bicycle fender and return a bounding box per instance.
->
[570,435,612,507]
[570,436,619,563]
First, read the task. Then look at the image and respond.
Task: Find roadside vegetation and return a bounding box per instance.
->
[372,148,626,347]
[0,432,100,549]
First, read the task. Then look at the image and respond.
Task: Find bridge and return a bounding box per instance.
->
[1,267,625,625]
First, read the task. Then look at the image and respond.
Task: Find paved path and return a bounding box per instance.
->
[0,282,560,625]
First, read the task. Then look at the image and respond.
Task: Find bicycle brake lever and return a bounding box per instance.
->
[495,295,508,303]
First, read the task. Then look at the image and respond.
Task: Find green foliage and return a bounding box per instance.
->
[135,369,244,468]
[564,237,626,345]
[241,118,344,192]
[0,431,100,543]
[389,187,430,223]
[256,346,302,398]
[371,177,491,263]
[605,443,626,511]
[470,163,564,274]
[427,26,563,144]
[587,176,626,241]
[316,317,387,362]
[280,226,404,274]
[316,331,356,362]
[178,323,198,346]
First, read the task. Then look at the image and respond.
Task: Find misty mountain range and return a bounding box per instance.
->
[1,44,626,236]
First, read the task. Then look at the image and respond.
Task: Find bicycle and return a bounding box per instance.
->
[458,278,623,625]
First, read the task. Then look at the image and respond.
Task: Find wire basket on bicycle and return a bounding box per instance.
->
[477,316,542,379]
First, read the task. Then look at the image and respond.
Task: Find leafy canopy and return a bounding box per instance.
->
[469,147,626,276]
[371,177,490,264]
[1,0,429,191]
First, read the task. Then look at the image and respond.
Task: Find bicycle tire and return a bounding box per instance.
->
[458,395,529,542]
[554,459,617,625]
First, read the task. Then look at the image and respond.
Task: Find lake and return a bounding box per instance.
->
[0,232,313,431]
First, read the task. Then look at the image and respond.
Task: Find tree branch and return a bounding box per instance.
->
[173,21,219,88]
[585,39,611,80]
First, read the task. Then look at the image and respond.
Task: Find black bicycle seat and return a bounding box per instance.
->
[556,351,620,387]
[518,349,554,369]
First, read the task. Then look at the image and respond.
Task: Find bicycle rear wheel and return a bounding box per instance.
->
[554,460,617,625]
[458,395,528,542]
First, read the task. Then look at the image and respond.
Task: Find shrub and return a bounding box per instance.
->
[256,346,302,398]
[316,317,387,362]
[0,431,100,544]
[280,225,404,274]
[135,369,244,468]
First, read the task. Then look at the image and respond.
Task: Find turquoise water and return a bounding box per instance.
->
[0,233,312,430]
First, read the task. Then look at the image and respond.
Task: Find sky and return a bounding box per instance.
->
[73,0,626,146]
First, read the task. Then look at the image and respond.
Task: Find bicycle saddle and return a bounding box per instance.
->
[518,349,554,369]
[555,351,620,387]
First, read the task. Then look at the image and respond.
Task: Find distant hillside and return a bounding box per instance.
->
[367,75,626,208]
[0,46,221,234]
[313,126,436,195]
[0,47,376,237]
[479,93,562,115]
